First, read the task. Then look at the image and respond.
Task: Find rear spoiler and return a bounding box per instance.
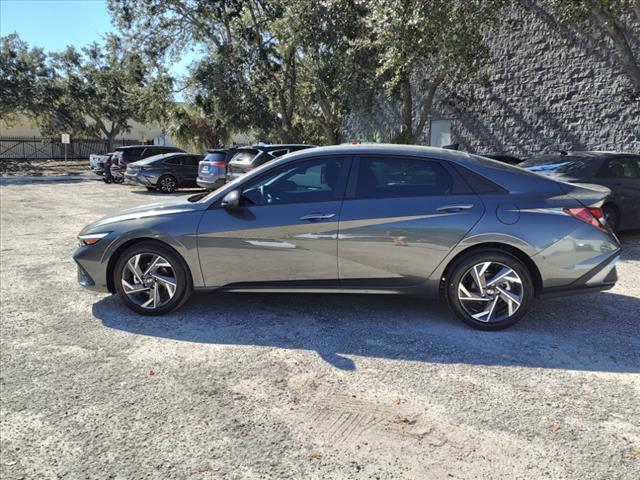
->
[558,181,611,208]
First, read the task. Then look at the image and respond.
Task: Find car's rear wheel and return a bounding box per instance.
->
[113,242,192,315]
[603,204,619,231]
[446,251,534,330]
[158,175,177,193]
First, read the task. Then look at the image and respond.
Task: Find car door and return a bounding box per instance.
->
[337,155,484,287]
[197,156,352,287]
[596,156,640,229]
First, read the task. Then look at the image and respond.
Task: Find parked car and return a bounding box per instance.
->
[89,153,112,174]
[114,145,185,170]
[124,152,203,193]
[483,154,523,165]
[75,145,621,330]
[520,151,640,230]
[226,144,315,182]
[196,148,238,190]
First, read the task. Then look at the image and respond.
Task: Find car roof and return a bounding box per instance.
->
[116,145,181,151]
[132,152,195,165]
[245,144,315,151]
[530,151,638,160]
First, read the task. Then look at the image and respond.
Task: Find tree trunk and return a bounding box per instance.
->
[106,132,116,153]
[413,74,446,144]
[591,6,640,92]
[318,95,341,145]
[400,75,413,140]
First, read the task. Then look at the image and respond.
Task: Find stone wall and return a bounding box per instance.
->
[343,1,640,157]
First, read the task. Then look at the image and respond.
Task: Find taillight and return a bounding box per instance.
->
[212,161,226,168]
[563,207,608,232]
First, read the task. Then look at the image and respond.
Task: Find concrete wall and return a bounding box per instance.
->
[344,1,640,157]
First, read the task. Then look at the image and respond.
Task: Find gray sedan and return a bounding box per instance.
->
[74,145,621,330]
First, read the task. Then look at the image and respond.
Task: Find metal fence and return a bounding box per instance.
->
[0,137,143,160]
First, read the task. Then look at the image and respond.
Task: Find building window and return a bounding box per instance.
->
[430,120,452,147]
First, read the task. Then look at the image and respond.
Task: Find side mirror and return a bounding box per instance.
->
[221,190,241,210]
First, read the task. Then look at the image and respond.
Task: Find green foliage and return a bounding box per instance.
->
[545,0,640,94]
[169,103,230,152]
[0,33,57,121]
[369,0,505,143]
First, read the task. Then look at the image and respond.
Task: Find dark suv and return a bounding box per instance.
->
[115,145,185,169]
[124,152,203,193]
[226,144,315,181]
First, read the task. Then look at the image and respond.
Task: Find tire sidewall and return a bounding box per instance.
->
[446,251,534,331]
[113,241,192,315]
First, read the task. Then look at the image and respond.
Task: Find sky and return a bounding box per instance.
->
[0,0,195,77]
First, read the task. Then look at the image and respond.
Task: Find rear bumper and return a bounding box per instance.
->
[540,252,620,298]
[197,175,225,190]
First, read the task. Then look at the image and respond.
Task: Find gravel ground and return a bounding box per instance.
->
[0,159,89,177]
[1,179,639,479]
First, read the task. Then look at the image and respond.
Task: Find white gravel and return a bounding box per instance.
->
[1,179,639,479]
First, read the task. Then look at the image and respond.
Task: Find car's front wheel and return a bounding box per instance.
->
[113,241,192,315]
[446,251,534,330]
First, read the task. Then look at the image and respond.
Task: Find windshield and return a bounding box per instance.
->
[204,152,226,162]
[520,156,589,174]
[230,149,259,164]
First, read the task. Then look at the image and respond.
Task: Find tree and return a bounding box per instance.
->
[169,102,230,151]
[0,33,57,122]
[49,35,172,150]
[369,0,505,143]
[108,0,301,142]
[285,0,378,144]
[546,0,640,94]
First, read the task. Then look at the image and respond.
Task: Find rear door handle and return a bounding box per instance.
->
[300,213,336,221]
[436,204,474,212]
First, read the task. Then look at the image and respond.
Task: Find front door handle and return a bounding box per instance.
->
[300,213,336,221]
[436,204,474,212]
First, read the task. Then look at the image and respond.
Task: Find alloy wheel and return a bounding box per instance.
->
[121,253,177,309]
[457,261,524,323]
[159,176,176,193]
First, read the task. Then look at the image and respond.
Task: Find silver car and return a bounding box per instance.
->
[74,145,621,330]
[196,148,238,190]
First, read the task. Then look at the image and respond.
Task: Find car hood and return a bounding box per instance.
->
[81,198,207,233]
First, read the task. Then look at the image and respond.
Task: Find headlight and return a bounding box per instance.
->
[78,232,110,246]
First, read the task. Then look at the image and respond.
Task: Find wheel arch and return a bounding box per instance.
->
[106,237,193,293]
[602,201,620,229]
[440,242,543,297]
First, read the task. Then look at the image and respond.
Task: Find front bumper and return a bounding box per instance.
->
[74,242,111,293]
[125,172,157,187]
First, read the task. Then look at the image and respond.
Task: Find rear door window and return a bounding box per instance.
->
[164,156,183,166]
[599,157,640,178]
[353,157,467,199]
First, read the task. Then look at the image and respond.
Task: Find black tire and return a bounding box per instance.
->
[103,176,113,184]
[157,175,178,193]
[603,204,619,232]
[445,250,534,331]
[113,241,192,315]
